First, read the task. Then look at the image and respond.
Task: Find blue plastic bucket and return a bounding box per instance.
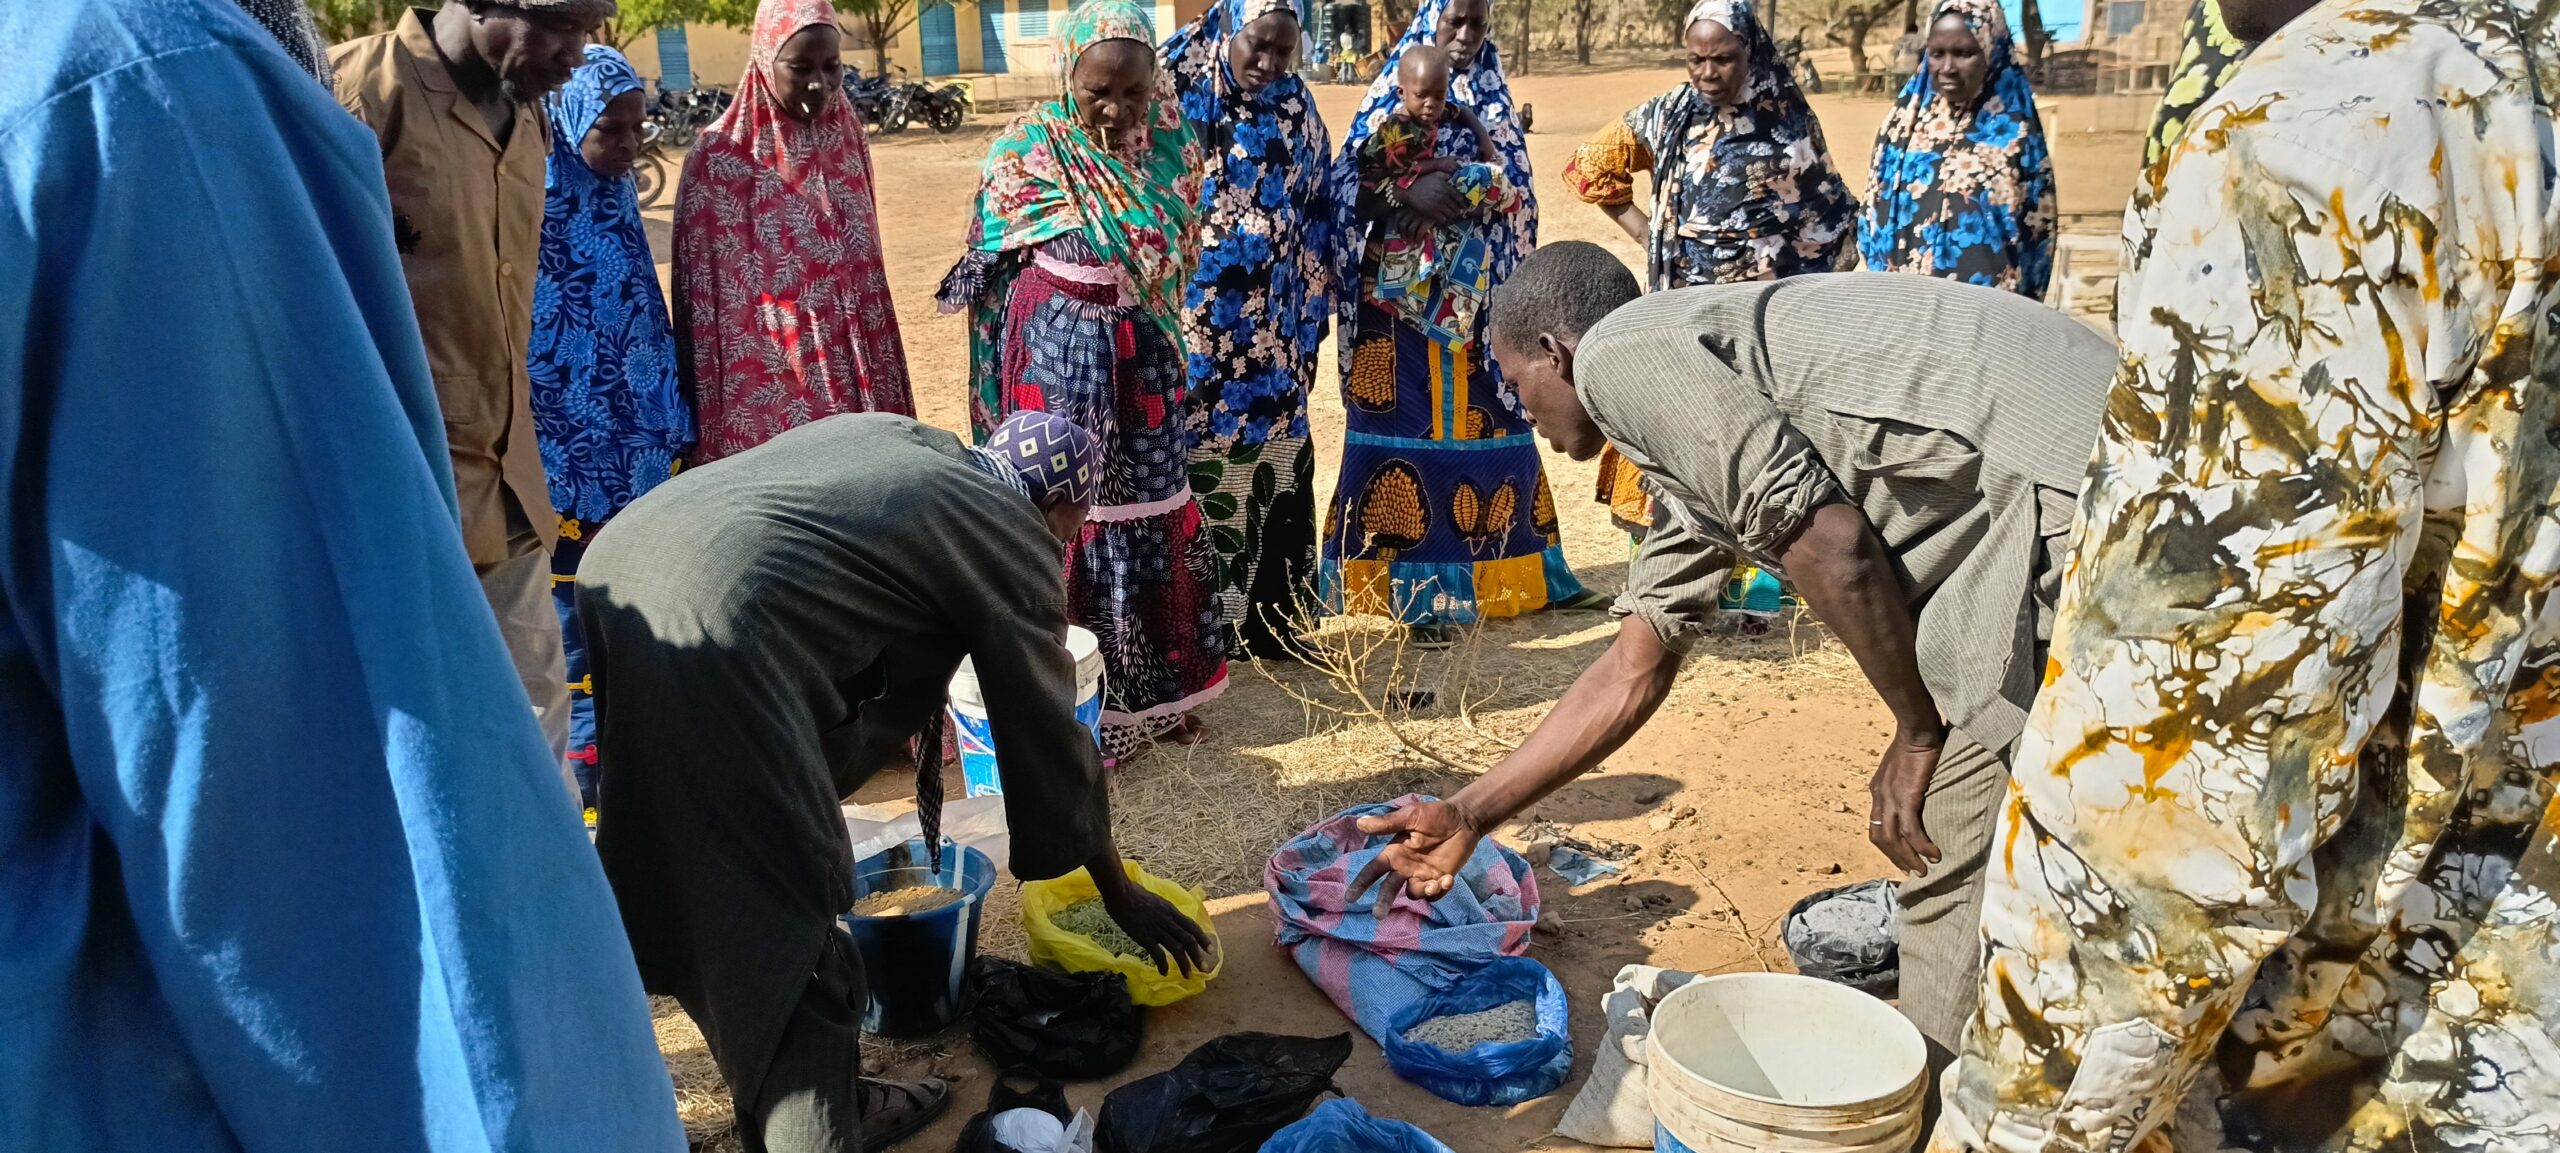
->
[839,837,997,1038]
[949,625,1104,797]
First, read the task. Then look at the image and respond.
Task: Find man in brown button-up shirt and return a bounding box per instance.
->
[333,1,613,798]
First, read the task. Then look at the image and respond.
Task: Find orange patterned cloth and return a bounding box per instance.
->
[1592,446,1654,532]
[1561,119,1649,209]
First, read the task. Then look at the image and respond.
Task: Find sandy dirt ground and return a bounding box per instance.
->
[641,59,2145,1151]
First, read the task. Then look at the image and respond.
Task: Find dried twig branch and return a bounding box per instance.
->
[1244,599,1495,775]
[1667,847,1776,973]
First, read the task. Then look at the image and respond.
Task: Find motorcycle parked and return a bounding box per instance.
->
[900,74,973,135]
[1777,34,1823,94]
[649,86,730,148]
[845,65,911,134]
[631,120,672,210]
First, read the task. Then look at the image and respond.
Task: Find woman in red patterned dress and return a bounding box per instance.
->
[674,0,912,463]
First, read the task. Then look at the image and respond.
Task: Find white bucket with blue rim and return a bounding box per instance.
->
[949,625,1104,797]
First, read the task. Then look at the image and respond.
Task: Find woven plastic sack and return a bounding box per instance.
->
[1258,1098,1453,1152]
[1266,797,1565,1105]
[1551,965,1701,1147]
[1023,861,1222,1007]
[1377,955,1572,1106]
[1781,879,1900,997]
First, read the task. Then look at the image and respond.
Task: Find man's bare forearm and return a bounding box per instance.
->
[1780,502,1942,743]
[1446,619,1683,833]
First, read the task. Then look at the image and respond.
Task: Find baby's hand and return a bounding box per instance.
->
[1413,156,1462,176]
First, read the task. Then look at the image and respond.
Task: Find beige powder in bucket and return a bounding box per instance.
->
[849,886,967,917]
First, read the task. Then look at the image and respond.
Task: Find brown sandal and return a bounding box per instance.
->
[858,1076,950,1149]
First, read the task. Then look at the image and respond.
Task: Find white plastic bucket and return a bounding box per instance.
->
[1646,972,1927,1153]
[949,625,1104,797]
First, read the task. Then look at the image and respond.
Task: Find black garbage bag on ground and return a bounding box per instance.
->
[958,1073,1078,1153]
[1096,1032,1354,1153]
[970,957,1144,1079]
[1782,879,1900,997]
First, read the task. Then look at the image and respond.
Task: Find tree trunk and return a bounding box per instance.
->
[1573,0,1594,63]
[861,4,903,76]
[2018,0,2048,69]
[1826,3,1877,75]
[1514,0,1532,74]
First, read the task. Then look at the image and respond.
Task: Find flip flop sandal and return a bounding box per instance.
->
[859,1076,950,1149]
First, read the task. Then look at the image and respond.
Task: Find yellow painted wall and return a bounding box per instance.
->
[615,0,1209,89]
[616,18,932,89]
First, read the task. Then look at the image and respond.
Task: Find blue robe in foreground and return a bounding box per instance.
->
[0,2,685,1150]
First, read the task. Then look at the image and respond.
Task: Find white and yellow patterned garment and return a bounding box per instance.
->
[1930,0,2560,1150]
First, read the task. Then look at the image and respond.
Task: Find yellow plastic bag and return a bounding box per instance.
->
[1021,861,1222,1006]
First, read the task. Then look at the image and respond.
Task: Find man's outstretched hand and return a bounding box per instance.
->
[1350,799,1484,919]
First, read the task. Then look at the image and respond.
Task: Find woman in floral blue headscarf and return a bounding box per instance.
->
[529,44,693,806]
[1320,0,1599,647]
[1160,0,1338,659]
[1858,0,2055,296]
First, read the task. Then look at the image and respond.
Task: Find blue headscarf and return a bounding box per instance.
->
[1328,0,1535,336]
[1160,0,1339,449]
[530,45,693,527]
[1857,0,2056,296]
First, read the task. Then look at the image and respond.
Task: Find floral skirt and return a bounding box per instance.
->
[1192,432,1318,658]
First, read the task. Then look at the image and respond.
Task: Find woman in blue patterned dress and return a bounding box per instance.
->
[1161,0,1338,659]
[529,45,694,807]
[1857,0,2055,296]
[1321,0,1602,647]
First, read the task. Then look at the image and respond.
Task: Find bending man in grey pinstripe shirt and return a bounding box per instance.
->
[1352,242,2117,1085]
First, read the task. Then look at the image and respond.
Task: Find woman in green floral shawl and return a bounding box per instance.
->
[937,0,1228,757]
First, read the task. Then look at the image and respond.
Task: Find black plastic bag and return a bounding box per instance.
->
[957,1073,1078,1153]
[1782,879,1901,996]
[970,957,1145,1080]
[1095,1032,1354,1153]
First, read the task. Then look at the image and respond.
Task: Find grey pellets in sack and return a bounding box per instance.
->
[1781,879,1900,996]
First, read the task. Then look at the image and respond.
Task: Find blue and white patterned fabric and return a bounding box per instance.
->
[532,44,692,527]
[1856,0,2055,296]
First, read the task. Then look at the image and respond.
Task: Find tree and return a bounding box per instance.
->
[311,0,755,54]
[839,0,951,74]
[1570,0,1599,63]
[599,0,758,50]
[309,0,401,43]
[1512,0,1533,74]
[2017,0,2050,69]
[1657,0,1695,43]
[1823,0,1880,77]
